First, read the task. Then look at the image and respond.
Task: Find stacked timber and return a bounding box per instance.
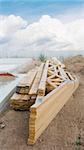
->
[16,68,38,94]
[10,67,38,110]
[9,58,79,144]
[10,63,45,110]
[10,93,34,110]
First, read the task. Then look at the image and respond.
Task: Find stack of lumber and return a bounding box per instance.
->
[16,68,38,94]
[9,58,79,144]
[10,63,45,110]
[10,93,34,110]
[10,66,37,110]
[27,59,79,145]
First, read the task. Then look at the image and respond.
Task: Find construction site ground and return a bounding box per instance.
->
[0,55,84,150]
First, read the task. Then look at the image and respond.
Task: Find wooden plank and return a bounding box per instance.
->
[29,87,73,139]
[46,79,57,88]
[28,79,79,144]
[53,65,58,75]
[48,69,54,75]
[29,83,74,129]
[10,93,35,110]
[16,68,37,94]
[51,57,65,68]
[10,93,22,101]
[58,66,68,80]
[66,71,74,81]
[28,89,74,138]
[31,96,43,109]
[48,72,63,80]
[30,81,68,114]
[38,60,49,96]
[29,63,44,95]
[28,83,69,132]
[50,78,63,82]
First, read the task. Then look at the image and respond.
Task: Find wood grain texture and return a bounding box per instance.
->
[38,60,49,96]
[9,57,79,144]
[16,68,37,94]
[28,79,79,144]
[29,63,44,95]
[10,93,35,110]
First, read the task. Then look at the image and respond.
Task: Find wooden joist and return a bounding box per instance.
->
[29,63,44,96]
[38,60,49,96]
[46,79,57,88]
[58,66,68,80]
[51,57,65,68]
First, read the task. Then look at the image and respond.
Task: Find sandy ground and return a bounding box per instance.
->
[0,55,84,150]
[15,59,41,74]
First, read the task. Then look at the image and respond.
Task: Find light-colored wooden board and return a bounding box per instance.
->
[28,87,73,140]
[50,57,65,68]
[46,79,57,88]
[16,68,38,94]
[38,60,49,96]
[28,83,74,133]
[29,63,44,95]
[28,79,79,144]
[18,68,38,87]
[58,66,68,80]
[10,92,35,110]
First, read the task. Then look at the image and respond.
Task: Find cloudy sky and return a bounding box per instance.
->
[0,0,84,57]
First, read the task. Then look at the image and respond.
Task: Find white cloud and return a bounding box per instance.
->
[0,14,84,57]
[0,15,27,43]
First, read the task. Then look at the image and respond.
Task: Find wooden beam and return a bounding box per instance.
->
[50,78,63,82]
[46,79,57,89]
[28,79,79,144]
[58,66,68,80]
[38,60,49,96]
[51,57,65,68]
[29,63,44,96]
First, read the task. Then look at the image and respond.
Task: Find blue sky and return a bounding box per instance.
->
[0,0,84,56]
[0,0,84,22]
